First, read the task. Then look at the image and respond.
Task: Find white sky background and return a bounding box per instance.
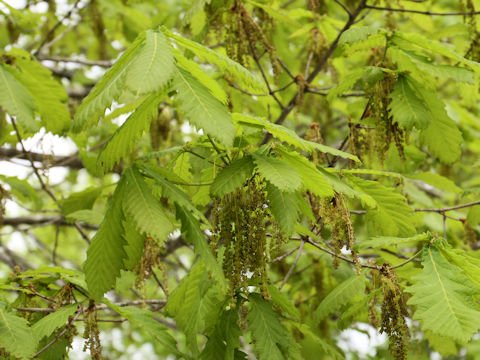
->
[0,1,446,359]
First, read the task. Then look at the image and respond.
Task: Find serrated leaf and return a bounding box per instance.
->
[327,67,367,101]
[233,113,359,162]
[314,274,366,321]
[266,183,302,236]
[125,30,175,95]
[0,309,37,359]
[406,172,462,194]
[268,285,300,321]
[247,293,300,360]
[165,262,223,356]
[97,94,162,174]
[32,304,78,341]
[105,302,180,356]
[175,204,227,291]
[66,209,104,226]
[210,156,254,196]
[84,176,128,300]
[0,63,37,132]
[12,50,70,133]
[60,187,102,216]
[358,233,429,249]
[389,75,432,130]
[163,28,266,93]
[407,246,480,344]
[339,26,378,45]
[348,175,416,237]
[419,90,462,164]
[173,67,234,146]
[72,32,145,132]
[175,50,228,104]
[253,153,302,192]
[123,166,174,242]
[440,247,480,289]
[122,217,145,271]
[274,148,333,197]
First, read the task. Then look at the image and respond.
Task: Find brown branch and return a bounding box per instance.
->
[414,200,480,213]
[365,5,480,16]
[2,215,99,230]
[0,147,84,169]
[261,0,367,144]
[279,240,304,289]
[37,55,113,67]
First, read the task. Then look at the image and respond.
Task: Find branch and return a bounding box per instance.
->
[365,5,480,16]
[37,55,113,67]
[2,215,99,230]
[279,240,304,290]
[414,200,480,213]
[261,0,367,144]
[0,147,84,169]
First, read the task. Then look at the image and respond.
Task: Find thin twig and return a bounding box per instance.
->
[365,5,480,16]
[36,55,113,67]
[270,245,301,263]
[414,200,480,213]
[279,240,304,290]
[11,118,91,244]
[334,0,352,16]
[391,250,423,269]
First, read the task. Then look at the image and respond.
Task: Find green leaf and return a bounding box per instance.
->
[165,262,223,356]
[0,175,42,209]
[72,32,146,132]
[123,166,174,242]
[440,247,480,289]
[60,187,102,216]
[11,50,70,133]
[407,246,480,344]
[0,309,37,359]
[201,309,243,360]
[266,184,302,236]
[419,90,462,164]
[348,175,416,237]
[339,26,378,45]
[174,50,228,104]
[0,63,37,132]
[175,204,227,291]
[84,176,128,300]
[389,75,432,130]
[245,0,299,26]
[253,153,302,192]
[125,30,175,95]
[406,172,462,194]
[106,302,180,356]
[66,209,104,226]
[97,94,162,174]
[247,293,300,360]
[268,285,300,321]
[162,28,266,93]
[314,274,366,321]
[173,67,234,146]
[122,217,145,270]
[274,148,334,197]
[210,156,254,196]
[233,113,359,162]
[327,67,367,101]
[32,304,78,341]
[358,233,429,249]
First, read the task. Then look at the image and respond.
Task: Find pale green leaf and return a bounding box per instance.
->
[123,166,174,242]
[174,50,228,104]
[32,304,78,341]
[11,50,70,133]
[247,293,300,360]
[122,217,145,271]
[314,274,366,321]
[253,153,302,192]
[125,30,175,95]
[389,75,432,130]
[407,246,480,344]
[0,63,37,132]
[173,67,234,146]
[60,187,102,216]
[66,209,104,226]
[162,28,266,93]
[348,175,416,237]
[245,0,299,26]
[339,26,378,45]
[358,233,429,249]
[72,32,145,132]
[274,147,334,197]
[327,67,367,101]
[0,309,37,359]
[406,172,462,194]
[97,94,162,174]
[84,176,128,300]
[440,247,480,289]
[266,183,302,236]
[210,156,254,196]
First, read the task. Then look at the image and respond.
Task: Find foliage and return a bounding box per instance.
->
[1,0,480,359]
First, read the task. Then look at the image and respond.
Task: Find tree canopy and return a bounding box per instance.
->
[1,0,480,359]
